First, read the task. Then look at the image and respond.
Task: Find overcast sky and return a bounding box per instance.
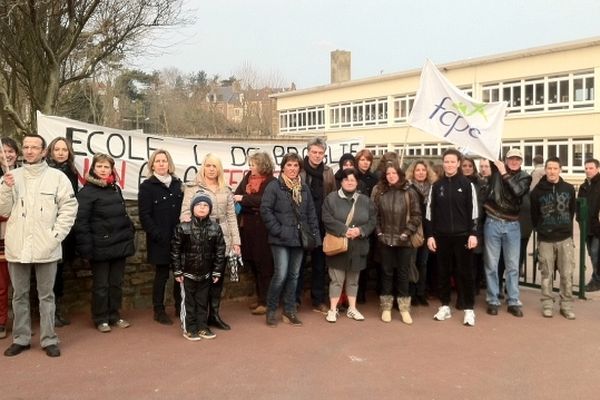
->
[133,0,600,89]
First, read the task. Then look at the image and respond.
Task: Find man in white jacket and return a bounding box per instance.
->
[0,134,77,358]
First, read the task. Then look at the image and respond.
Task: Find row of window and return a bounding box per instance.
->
[279,70,595,132]
[365,138,593,174]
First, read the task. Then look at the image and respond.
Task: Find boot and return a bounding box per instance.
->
[380,295,393,323]
[208,297,231,330]
[54,300,70,327]
[154,307,173,325]
[398,297,413,325]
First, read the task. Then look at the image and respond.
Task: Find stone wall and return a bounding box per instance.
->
[61,200,257,314]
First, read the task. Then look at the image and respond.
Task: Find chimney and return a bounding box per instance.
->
[331,50,351,84]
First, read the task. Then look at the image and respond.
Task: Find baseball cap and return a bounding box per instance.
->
[505,148,523,159]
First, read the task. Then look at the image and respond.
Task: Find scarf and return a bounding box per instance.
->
[303,156,325,207]
[281,173,302,206]
[153,172,172,188]
[246,174,266,194]
[412,181,431,203]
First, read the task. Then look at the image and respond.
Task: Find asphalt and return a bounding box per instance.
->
[2,286,600,400]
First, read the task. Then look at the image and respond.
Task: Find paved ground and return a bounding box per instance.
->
[2,286,600,400]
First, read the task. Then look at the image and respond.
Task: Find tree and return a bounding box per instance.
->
[0,0,187,134]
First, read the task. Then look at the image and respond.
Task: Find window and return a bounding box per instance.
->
[502,138,593,174]
[393,94,415,122]
[279,106,325,133]
[329,97,388,129]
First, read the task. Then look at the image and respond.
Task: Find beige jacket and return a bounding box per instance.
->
[0,161,78,263]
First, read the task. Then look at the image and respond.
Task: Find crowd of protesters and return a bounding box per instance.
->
[0,133,593,356]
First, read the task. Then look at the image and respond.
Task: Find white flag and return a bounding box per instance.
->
[408,59,506,160]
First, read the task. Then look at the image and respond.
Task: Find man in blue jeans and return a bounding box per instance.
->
[483,148,531,317]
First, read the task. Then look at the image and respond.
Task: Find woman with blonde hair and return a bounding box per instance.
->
[405,159,438,306]
[234,152,276,315]
[181,153,241,330]
[138,149,183,325]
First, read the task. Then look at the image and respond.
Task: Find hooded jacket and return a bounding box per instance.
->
[0,161,78,263]
[530,176,575,242]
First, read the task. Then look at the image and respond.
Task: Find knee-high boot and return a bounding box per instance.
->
[207,279,230,330]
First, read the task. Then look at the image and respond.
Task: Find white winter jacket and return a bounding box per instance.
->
[0,161,78,263]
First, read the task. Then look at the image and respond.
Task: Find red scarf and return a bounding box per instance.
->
[246,174,266,194]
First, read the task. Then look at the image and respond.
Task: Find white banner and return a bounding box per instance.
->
[37,112,364,199]
[408,59,506,160]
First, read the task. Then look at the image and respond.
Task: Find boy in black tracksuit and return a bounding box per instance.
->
[530,157,576,319]
[425,149,479,326]
[171,194,226,341]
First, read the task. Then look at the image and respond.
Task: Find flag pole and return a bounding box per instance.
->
[399,125,412,167]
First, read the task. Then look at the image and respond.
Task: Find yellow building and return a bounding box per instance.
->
[272,38,600,181]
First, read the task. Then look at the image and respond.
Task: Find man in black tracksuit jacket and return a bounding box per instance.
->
[425,148,479,326]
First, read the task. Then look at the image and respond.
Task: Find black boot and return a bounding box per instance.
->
[208,297,231,330]
[154,307,173,325]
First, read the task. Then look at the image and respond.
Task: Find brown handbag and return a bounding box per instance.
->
[323,199,356,256]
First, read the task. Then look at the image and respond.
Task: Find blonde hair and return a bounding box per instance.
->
[146,149,176,178]
[405,159,438,183]
[198,153,226,188]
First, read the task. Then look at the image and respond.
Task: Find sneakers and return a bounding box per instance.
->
[463,310,475,326]
[346,308,365,321]
[198,329,217,339]
[560,309,576,320]
[325,309,338,323]
[542,308,553,318]
[507,305,524,318]
[115,319,131,328]
[433,305,452,321]
[183,331,201,341]
[282,312,303,326]
[97,323,111,333]
[251,305,267,315]
[312,303,329,314]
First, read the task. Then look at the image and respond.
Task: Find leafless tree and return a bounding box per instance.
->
[0,0,187,134]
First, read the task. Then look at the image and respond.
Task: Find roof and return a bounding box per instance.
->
[272,36,600,99]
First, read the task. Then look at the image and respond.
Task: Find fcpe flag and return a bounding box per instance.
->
[408,59,507,160]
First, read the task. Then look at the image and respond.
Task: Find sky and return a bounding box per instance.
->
[133,0,600,89]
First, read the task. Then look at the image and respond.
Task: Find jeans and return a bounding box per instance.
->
[8,262,58,347]
[586,236,600,283]
[91,258,126,326]
[484,217,522,306]
[267,245,304,314]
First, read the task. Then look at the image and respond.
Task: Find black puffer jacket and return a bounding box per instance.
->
[483,163,531,220]
[74,175,135,262]
[260,176,321,248]
[138,175,183,265]
[171,217,226,281]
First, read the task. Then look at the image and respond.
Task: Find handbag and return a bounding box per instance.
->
[323,200,356,256]
[404,191,424,248]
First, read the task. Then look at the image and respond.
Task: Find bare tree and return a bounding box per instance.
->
[0,0,187,134]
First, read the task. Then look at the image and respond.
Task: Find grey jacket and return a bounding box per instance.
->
[322,189,376,272]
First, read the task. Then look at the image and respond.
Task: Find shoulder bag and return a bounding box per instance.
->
[323,199,356,256]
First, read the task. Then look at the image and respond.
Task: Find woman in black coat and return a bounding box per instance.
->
[233,151,276,315]
[74,154,135,333]
[138,149,183,325]
[46,137,79,327]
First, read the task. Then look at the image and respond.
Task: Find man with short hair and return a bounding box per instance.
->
[0,134,78,357]
[298,137,335,313]
[577,158,600,292]
[530,157,576,319]
[483,148,532,317]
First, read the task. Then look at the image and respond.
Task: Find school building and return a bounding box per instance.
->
[271,37,600,181]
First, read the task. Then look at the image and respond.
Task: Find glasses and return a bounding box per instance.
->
[22,146,42,151]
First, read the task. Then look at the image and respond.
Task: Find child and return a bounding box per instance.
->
[171,193,226,341]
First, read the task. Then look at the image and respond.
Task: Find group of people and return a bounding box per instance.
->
[0,133,591,355]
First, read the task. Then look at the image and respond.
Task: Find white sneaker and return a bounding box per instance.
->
[463,309,475,326]
[325,309,338,323]
[346,308,365,321]
[433,305,451,321]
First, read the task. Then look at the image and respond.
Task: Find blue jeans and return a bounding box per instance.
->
[586,236,600,283]
[267,245,304,314]
[484,217,522,306]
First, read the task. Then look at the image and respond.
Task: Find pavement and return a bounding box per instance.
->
[2,287,600,400]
